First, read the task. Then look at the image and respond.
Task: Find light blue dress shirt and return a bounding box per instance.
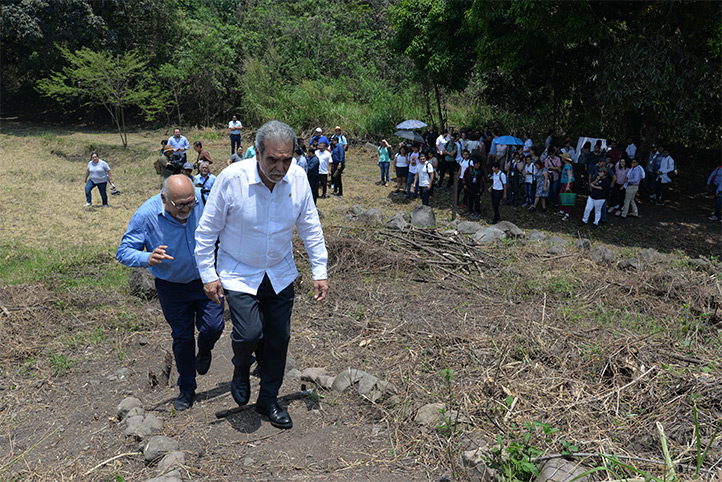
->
[116,192,204,283]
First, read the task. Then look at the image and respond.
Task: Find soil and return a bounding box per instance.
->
[0,132,721,482]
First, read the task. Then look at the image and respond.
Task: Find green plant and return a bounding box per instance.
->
[488,421,559,482]
[48,352,72,376]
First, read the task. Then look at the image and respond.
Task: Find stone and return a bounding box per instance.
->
[410,205,436,228]
[591,245,615,264]
[117,397,142,419]
[364,142,377,151]
[343,214,356,223]
[349,205,366,215]
[575,238,591,250]
[639,247,664,264]
[129,268,157,300]
[461,448,498,482]
[527,230,547,241]
[471,227,506,244]
[457,221,484,234]
[122,406,144,421]
[617,258,640,270]
[547,245,565,255]
[359,208,384,225]
[285,358,299,372]
[124,416,147,439]
[331,368,369,392]
[690,257,710,268]
[143,435,180,462]
[138,336,149,346]
[383,212,408,230]
[534,459,591,482]
[547,236,568,246]
[142,473,182,482]
[495,221,524,238]
[115,367,130,379]
[243,457,256,467]
[316,375,335,389]
[415,402,446,426]
[285,368,302,379]
[357,373,379,396]
[156,451,185,476]
[300,367,328,383]
[143,413,163,431]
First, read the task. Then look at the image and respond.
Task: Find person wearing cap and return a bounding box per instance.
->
[330,126,348,152]
[646,144,662,195]
[310,128,329,149]
[117,175,224,411]
[228,115,243,155]
[182,162,194,179]
[168,128,190,162]
[160,144,184,183]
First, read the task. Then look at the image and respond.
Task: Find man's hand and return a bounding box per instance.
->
[203,280,224,305]
[313,280,329,302]
[148,245,174,266]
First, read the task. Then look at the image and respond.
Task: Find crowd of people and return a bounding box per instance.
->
[367,125,722,227]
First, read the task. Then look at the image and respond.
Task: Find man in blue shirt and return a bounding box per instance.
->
[310,127,329,148]
[167,128,190,163]
[117,175,224,411]
[330,137,346,196]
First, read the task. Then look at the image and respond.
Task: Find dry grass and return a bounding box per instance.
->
[1,123,721,481]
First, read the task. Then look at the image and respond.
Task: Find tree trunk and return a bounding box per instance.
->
[433,82,444,131]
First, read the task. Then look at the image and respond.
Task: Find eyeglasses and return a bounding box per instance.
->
[169,199,197,210]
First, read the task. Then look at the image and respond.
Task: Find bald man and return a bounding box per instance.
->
[117,175,224,411]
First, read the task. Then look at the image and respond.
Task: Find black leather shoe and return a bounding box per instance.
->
[230,365,250,406]
[196,349,212,375]
[174,391,194,411]
[256,401,293,429]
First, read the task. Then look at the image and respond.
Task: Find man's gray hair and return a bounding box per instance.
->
[255,120,296,158]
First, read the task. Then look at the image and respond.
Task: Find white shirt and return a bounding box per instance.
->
[87,160,110,183]
[466,140,479,153]
[658,155,675,184]
[436,134,447,154]
[626,143,637,159]
[523,138,533,155]
[524,163,536,183]
[492,171,507,190]
[316,149,332,175]
[417,162,434,187]
[195,159,328,295]
[458,159,470,179]
[228,120,243,135]
[408,152,420,174]
[395,154,409,168]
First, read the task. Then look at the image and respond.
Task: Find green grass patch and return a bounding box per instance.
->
[0,243,128,293]
[58,326,107,348]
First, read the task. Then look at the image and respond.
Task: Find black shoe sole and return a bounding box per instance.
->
[255,405,293,429]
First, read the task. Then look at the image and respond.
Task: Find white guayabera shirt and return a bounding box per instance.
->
[194,158,328,295]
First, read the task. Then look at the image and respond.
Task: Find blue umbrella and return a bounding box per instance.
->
[495,135,524,146]
[396,119,428,130]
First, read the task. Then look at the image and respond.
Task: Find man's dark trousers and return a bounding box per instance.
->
[155,278,225,394]
[332,162,344,195]
[230,134,241,155]
[225,274,295,404]
[491,189,504,223]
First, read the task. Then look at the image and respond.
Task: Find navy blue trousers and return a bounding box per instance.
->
[155,278,225,394]
[225,275,294,404]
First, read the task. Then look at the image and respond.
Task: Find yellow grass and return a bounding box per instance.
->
[0,122,433,253]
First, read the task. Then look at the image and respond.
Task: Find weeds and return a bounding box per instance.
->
[48,352,72,376]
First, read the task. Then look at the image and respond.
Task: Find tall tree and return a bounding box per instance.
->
[37,48,159,147]
[390,0,474,128]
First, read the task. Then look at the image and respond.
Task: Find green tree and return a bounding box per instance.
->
[37,47,159,147]
[390,0,474,128]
